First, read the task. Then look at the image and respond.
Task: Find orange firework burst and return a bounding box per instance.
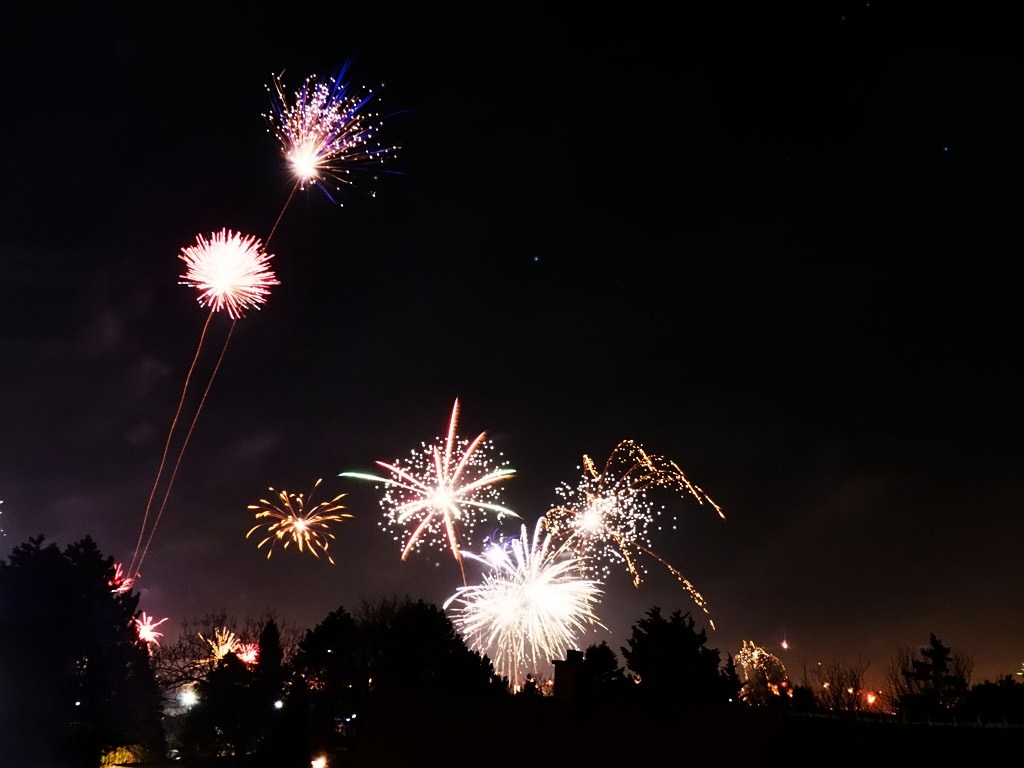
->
[542,439,725,623]
[246,478,351,564]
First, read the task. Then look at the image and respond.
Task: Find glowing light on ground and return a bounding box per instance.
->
[542,438,724,623]
[444,518,605,690]
[341,399,518,584]
[246,478,351,564]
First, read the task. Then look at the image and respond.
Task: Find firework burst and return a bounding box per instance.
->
[340,399,518,584]
[444,518,605,690]
[542,439,724,621]
[736,640,789,703]
[135,612,169,649]
[201,627,241,663]
[235,642,260,666]
[246,477,352,564]
[264,64,399,206]
[178,229,280,320]
[109,562,133,594]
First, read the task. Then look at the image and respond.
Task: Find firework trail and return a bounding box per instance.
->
[127,229,278,583]
[542,439,724,625]
[444,518,605,690]
[246,477,351,564]
[340,399,518,585]
[262,63,399,241]
[129,63,396,585]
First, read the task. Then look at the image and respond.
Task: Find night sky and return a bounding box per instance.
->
[2,3,1021,692]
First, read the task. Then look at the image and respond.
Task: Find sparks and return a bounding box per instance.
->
[340,399,518,584]
[444,518,605,691]
[736,640,789,703]
[178,228,280,320]
[235,642,260,666]
[109,562,133,594]
[135,612,169,648]
[542,439,724,622]
[246,477,351,564]
[263,64,399,205]
[201,627,241,663]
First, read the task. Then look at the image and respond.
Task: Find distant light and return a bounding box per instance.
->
[311,756,328,768]
[180,689,199,708]
[274,699,284,710]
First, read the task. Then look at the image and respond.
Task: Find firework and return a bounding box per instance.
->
[127,229,280,585]
[135,612,169,647]
[201,627,241,662]
[246,477,351,564]
[340,399,518,584]
[263,64,399,206]
[542,439,724,621]
[178,229,280,320]
[109,562,133,594]
[736,640,789,703]
[235,642,260,666]
[444,518,605,690]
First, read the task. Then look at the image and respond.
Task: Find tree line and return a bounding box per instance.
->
[3,534,1024,766]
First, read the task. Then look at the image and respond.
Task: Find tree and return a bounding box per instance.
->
[180,652,259,759]
[809,658,872,712]
[621,606,740,708]
[291,597,504,761]
[580,640,631,702]
[960,675,1024,724]
[0,535,165,767]
[886,632,971,720]
[355,596,502,696]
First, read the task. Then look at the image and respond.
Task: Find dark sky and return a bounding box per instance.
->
[2,3,1021,691]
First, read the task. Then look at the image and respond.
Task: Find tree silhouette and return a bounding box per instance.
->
[290,596,504,761]
[961,675,1024,725]
[356,597,502,696]
[887,632,971,721]
[621,606,740,709]
[0,535,165,767]
[580,640,631,702]
[180,651,259,758]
